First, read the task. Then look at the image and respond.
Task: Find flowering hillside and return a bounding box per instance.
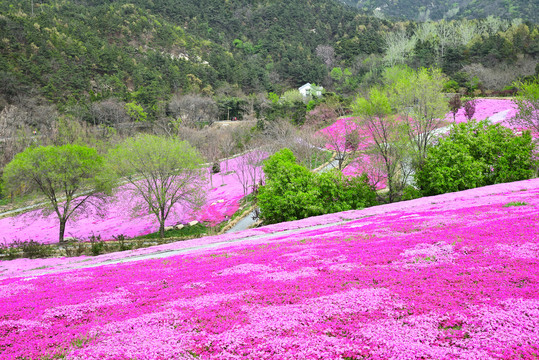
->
[446,98,518,125]
[321,98,520,181]
[0,156,257,245]
[1,178,538,359]
[0,99,520,244]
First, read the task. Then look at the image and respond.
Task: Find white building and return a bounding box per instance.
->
[298,83,323,97]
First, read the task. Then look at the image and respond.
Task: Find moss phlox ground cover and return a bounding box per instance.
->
[0,99,520,244]
[1,178,538,359]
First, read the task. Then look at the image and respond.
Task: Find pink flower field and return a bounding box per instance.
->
[1,178,539,359]
[446,98,518,125]
[0,156,257,245]
[321,98,521,183]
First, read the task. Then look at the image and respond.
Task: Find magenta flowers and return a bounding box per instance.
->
[1,178,539,359]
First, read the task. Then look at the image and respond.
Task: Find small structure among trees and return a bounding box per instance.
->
[298,83,323,98]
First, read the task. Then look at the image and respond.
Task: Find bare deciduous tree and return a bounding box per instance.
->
[510,77,539,137]
[197,128,224,188]
[316,45,336,68]
[462,60,536,90]
[167,94,218,128]
[320,118,362,171]
[292,127,328,170]
[89,99,129,127]
[219,128,237,173]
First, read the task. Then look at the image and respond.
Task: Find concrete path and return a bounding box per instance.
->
[225,209,258,233]
[19,217,352,278]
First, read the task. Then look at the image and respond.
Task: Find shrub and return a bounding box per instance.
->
[0,240,53,259]
[463,98,477,120]
[416,120,536,196]
[258,149,377,224]
[402,185,423,201]
[64,239,87,257]
[113,234,132,251]
[20,240,53,259]
[89,234,106,256]
[0,242,21,260]
[504,201,528,207]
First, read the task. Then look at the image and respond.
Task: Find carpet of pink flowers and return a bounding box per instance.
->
[0,156,255,245]
[1,177,539,359]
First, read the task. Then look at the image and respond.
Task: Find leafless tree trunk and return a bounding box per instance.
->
[320,119,362,171]
[167,94,218,128]
[198,128,224,188]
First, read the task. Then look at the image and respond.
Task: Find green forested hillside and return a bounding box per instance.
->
[0,0,390,110]
[0,1,229,112]
[0,0,538,121]
[339,0,538,23]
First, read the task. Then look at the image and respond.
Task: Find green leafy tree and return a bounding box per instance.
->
[384,66,449,161]
[106,134,206,238]
[415,141,486,195]
[2,145,112,242]
[353,88,410,203]
[258,149,317,223]
[510,76,539,137]
[315,171,377,213]
[416,120,536,196]
[216,96,248,121]
[258,149,377,224]
[125,101,148,122]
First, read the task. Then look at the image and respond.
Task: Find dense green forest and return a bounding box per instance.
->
[338,0,539,23]
[0,0,538,124]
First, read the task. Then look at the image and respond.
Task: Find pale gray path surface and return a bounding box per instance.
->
[0,204,42,218]
[225,210,258,233]
[25,218,350,277]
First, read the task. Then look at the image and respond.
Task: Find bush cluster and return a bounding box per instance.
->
[258,149,377,224]
[415,120,536,196]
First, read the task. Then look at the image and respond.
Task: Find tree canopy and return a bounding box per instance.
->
[510,76,539,137]
[106,134,206,238]
[258,148,377,224]
[415,120,536,196]
[2,144,112,242]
